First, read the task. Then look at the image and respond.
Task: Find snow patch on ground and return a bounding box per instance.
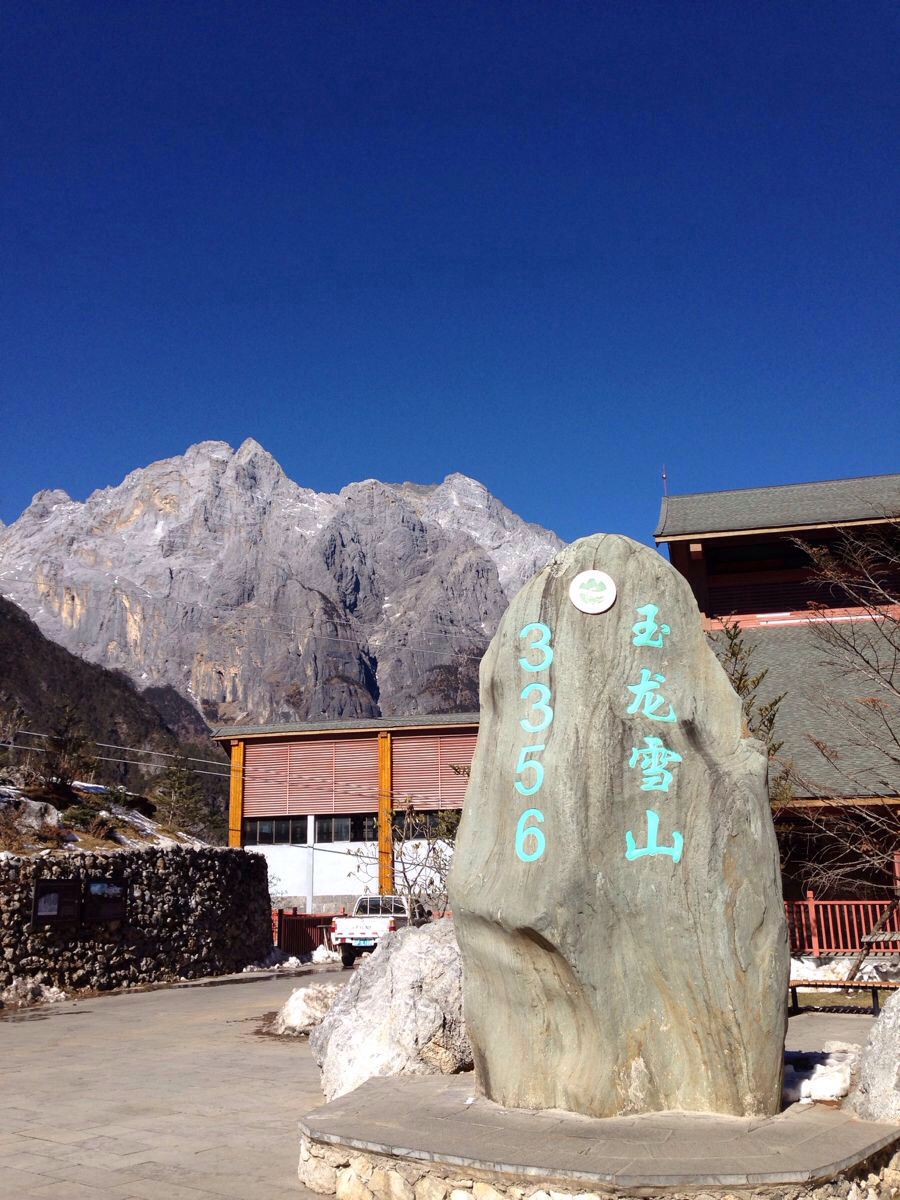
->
[242,947,304,972]
[783,1041,862,1105]
[0,779,207,852]
[312,943,340,964]
[0,977,68,1009]
[273,982,342,1035]
[105,802,205,849]
[791,956,900,983]
[242,943,339,972]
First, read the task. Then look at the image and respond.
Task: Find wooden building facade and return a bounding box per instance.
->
[213,714,478,910]
[656,472,900,900]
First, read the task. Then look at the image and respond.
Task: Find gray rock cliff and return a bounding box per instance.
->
[0,440,561,724]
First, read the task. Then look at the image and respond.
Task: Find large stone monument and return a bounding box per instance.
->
[448,533,789,1118]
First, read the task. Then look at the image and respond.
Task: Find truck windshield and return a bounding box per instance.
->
[353,896,406,916]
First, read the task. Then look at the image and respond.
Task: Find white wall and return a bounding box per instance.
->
[251,834,454,912]
[252,841,377,911]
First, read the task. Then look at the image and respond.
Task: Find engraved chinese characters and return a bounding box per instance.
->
[624,605,683,863]
[449,532,789,1119]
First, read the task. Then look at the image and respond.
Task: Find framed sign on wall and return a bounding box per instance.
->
[31,879,81,930]
[83,878,128,924]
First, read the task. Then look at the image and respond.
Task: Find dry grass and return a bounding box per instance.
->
[0,805,28,852]
[0,808,70,853]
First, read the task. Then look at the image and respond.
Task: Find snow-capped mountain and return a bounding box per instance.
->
[0,440,563,724]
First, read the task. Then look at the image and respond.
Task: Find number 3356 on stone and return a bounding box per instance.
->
[513,622,554,862]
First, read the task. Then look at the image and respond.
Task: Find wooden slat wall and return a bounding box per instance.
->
[243,743,290,816]
[392,733,440,809]
[334,738,380,813]
[392,731,477,810]
[287,742,333,813]
[244,735,380,816]
[243,728,477,818]
[438,733,478,807]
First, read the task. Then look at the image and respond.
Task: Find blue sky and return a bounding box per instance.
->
[2,1,897,544]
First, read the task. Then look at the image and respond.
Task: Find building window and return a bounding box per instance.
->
[243,816,307,845]
[290,819,306,844]
[316,814,378,842]
[392,809,461,838]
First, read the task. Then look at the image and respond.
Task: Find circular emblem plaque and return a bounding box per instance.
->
[569,569,617,614]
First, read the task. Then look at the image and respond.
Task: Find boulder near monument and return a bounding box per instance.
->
[448,533,789,1119]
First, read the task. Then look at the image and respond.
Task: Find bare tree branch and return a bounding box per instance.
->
[779,522,900,897]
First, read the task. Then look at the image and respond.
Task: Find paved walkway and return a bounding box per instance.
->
[0,974,880,1200]
[787,1010,875,1050]
[0,968,341,1200]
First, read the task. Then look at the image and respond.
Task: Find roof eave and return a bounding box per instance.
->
[655,514,897,544]
[212,714,481,742]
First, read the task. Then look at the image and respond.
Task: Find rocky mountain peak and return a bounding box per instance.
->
[182,439,234,461]
[25,488,76,518]
[0,441,564,725]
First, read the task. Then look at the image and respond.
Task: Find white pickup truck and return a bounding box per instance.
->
[330,895,431,968]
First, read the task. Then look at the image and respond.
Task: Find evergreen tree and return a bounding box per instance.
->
[43,706,92,795]
[151,756,210,835]
[708,617,784,757]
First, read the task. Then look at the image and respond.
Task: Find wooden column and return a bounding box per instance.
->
[228,739,244,848]
[377,731,394,894]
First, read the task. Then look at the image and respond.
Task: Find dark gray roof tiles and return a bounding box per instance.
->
[725,620,897,798]
[655,473,900,539]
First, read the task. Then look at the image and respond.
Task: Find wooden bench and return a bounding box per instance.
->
[861,930,900,944]
[789,978,900,1016]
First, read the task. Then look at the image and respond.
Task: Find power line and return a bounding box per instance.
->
[8,730,472,801]
[1,741,232,780]
[13,730,226,769]
[2,738,472,805]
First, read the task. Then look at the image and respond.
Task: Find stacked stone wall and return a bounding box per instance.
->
[0,847,272,993]
[299,1137,900,1200]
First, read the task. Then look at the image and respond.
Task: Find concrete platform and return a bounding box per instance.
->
[300,1074,900,1191]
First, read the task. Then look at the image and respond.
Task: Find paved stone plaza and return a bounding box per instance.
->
[0,969,340,1199]
[0,975,884,1199]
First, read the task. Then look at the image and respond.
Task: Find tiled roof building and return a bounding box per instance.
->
[656,473,900,896]
[655,473,900,540]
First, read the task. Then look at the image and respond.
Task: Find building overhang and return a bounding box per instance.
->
[772,795,900,810]
[212,713,480,744]
[655,515,897,546]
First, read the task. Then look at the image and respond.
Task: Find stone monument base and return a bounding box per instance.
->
[299,1075,900,1197]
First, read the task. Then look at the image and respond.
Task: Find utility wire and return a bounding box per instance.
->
[8,730,475,804]
[12,730,226,769]
[2,738,470,806]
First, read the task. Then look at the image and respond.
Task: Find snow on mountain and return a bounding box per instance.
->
[0,440,563,724]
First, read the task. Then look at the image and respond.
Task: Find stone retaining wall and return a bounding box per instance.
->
[298,1135,900,1200]
[0,847,272,994]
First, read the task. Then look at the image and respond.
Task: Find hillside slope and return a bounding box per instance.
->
[0,596,213,789]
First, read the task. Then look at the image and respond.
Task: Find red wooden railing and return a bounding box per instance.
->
[785,894,900,955]
[272,909,341,958]
[272,899,900,958]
